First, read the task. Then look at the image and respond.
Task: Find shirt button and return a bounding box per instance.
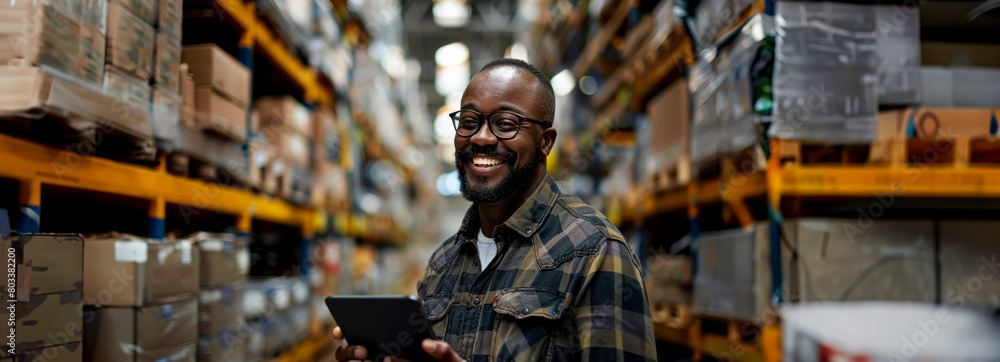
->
[473,297,481,305]
[525,229,532,234]
[521,308,530,314]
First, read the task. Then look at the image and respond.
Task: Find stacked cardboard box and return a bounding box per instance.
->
[693,223,772,320]
[243,277,312,356]
[0,234,84,361]
[645,254,693,324]
[182,44,251,141]
[0,0,107,86]
[82,233,199,361]
[645,77,690,182]
[311,106,348,211]
[106,3,154,82]
[190,232,249,362]
[254,96,313,201]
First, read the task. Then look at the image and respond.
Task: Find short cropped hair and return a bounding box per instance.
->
[479,58,556,127]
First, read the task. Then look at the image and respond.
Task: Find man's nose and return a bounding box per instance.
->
[469,120,498,146]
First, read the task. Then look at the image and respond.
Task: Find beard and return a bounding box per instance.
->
[455,142,543,203]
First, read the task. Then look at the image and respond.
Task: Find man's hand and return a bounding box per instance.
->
[332,326,464,362]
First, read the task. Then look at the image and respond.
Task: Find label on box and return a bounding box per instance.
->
[179,240,192,265]
[157,244,172,265]
[161,303,173,319]
[115,241,148,263]
[237,248,250,274]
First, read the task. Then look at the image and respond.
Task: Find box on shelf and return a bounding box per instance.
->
[241,321,265,361]
[193,87,247,142]
[78,19,107,86]
[783,303,1000,361]
[182,44,251,107]
[713,14,774,153]
[153,87,182,147]
[180,63,196,125]
[875,5,921,105]
[783,218,935,303]
[198,282,246,335]
[0,1,79,76]
[11,291,83,351]
[197,330,246,362]
[190,232,250,287]
[940,221,1000,308]
[693,223,771,320]
[175,122,247,181]
[2,342,83,362]
[874,107,999,140]
[286,303,312,345]
[0,233,82,296]
[646,254,693,285]
[158,0,183,41]
[107,2,154,81]
[919,66,1000,108]
[155,33,182,95]
[104,66,152,104]
[83,233,200,307]
[771,1,879,142]
[256,95,311,135]
[646,77,690,180]
[83,298,198,362]
[311,163,349,212]
[0,67,153,139]
[262,127,310,169]
[109,0,156,26]
[312,105,341,166]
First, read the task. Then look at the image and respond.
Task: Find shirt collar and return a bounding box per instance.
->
[454,174,561,243]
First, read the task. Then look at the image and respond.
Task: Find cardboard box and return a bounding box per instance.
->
[104,67,152,103]
[646,77,690,176]
[78,20,106,86]
[874,107,1000,140]
[175,123,247,180]
[84,298,198,362]
[153,87,181,145]
[155,33,182,95]
[783,218,935,303]
[646,281,692,306]
[110,0,156,26]
[312,105,341,165]
[79,0,107,33]
[194,87,248,142]
[241,321,265,360]
[159,0,183,41]
[940,221,1000,308]
[107,3,154,81]
[255,96,311,134]
[0,2,79,75]
[4,342,83,362]
[191,233,249,287]
[262,128,310,169]
[196,330,246,362]
[198,282,245,335]
[182,44,251,106]
[0,67,153,138]
[693,224,772,320]
[0,234,82,296]
[646,254,692,286]
[83,233,200,307]
[12,291,83,351]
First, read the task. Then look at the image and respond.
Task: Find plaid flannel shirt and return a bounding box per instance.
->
[417,175,656,361]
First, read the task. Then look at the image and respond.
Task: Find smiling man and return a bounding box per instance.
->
[334,58,656,361]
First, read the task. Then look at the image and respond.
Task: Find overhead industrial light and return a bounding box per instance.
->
[551,69,575,96]
[433,0,470,28]
[434,42,470,68]
[506,42,529,62]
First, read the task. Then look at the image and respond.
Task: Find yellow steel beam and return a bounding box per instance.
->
[780,166,1000,198]
[0,134,311,227]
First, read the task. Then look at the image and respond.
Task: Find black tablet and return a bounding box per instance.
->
[325,295,438,362]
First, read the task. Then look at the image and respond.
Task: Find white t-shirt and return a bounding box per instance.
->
[476,229,498,272]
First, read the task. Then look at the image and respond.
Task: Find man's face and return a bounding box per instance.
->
[454,66,548,203]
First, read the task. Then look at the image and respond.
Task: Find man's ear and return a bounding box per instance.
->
[540,127,557,157]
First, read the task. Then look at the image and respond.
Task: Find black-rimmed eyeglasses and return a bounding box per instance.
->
[449,110,549,140]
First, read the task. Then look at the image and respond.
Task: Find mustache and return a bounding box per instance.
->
[455,145,517,161]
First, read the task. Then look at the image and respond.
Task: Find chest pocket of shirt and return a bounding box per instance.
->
[491,288,568,362]
[422,294,454,339]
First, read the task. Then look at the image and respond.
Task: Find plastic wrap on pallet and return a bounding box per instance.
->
[688,58,720,164]
[109,0,156,26]
[783,303,1000,361]
[690,0,756,50]
[175,122,247,181]
[152,87,181,148]
[83,298,198,362]
[155,33,182,95]
[107,2,155,81]
[198,330,246,362]
[771,1,879,143]
[256,0,311,53]
[79,18,106,86]
[875,5,921,105]
[715,14,774,153]
[693,223,772,321]
[920,66,1000,108]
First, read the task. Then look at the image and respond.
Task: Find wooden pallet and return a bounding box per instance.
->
[774,139,871,166]
[166,151,248,188]
[870,137,1000,167]
[254,157,312,205]
[694,143,768,181]
[652,303,694,329]
[649,155,692,192]
[1,115,157,166]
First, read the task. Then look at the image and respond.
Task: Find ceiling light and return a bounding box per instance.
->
[435,42,470,67]
[433,0,470,28]
[551,69,575,97]
[435,64,470,95]
[507,42,529,62]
